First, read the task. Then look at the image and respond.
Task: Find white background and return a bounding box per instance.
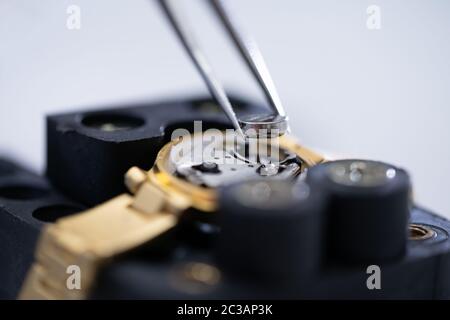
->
[1,0,449,218]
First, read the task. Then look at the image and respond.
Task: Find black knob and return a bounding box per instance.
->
[307,159,411,264]
[217,179,324,288]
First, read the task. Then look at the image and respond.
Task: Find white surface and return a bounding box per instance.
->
[0,0,449,217]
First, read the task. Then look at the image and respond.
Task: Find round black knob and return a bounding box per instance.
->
[217,179,324,288]
[307,159,411,263]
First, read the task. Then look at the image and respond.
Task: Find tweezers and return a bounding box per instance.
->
[159,0,288,137]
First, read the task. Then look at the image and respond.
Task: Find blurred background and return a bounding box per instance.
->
[0,0,449,217]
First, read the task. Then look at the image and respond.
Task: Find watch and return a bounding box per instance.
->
[19,131,324,299]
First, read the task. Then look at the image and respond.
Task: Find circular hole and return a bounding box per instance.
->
[409,224,436,241]
[81,113,144,132]
[0,185,49,200]
[191,98,246,113]
[192,101,222,113]
[33,204,83,223]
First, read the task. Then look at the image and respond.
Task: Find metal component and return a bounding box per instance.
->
[170,132,305,189]
[409,224,436,241]
[159,131,322,211]
[239,114,288,137]
[259,163,279,176]
[159,0,288,136]
[81,114,144,132]
[192,162,221,174]
[327,160,397,187]
[202,162,218,170]
[125,166,148,194]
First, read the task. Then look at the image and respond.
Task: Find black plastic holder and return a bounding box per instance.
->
[0,96,449,299]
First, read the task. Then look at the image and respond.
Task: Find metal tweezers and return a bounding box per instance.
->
[159,0,288,137]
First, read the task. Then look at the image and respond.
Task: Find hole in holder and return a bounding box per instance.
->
[162,120,230,142]
[33,204,84,223]
[81,113,145,132]
[409,224,436,241]
[191,98,247,114]
[0,185,49,200]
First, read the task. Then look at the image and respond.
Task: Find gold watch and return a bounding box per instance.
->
[19,131,324,299]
